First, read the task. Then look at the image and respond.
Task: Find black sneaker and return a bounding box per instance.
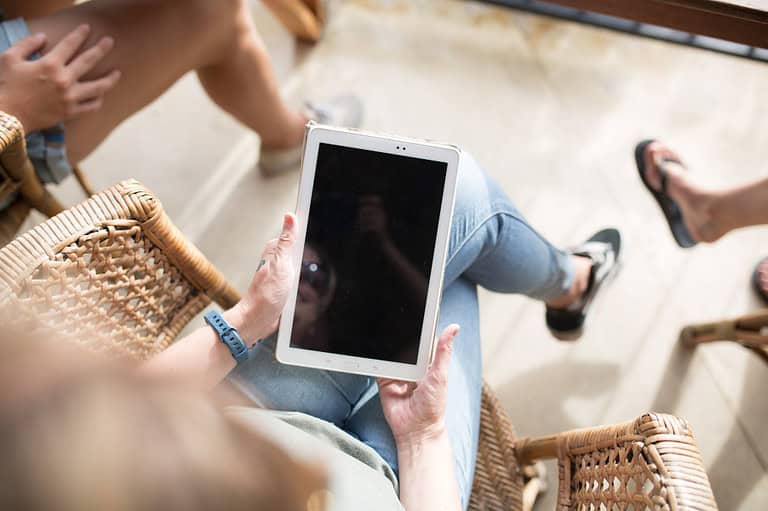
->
[545,228,622,341]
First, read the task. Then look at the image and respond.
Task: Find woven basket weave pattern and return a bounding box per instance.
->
[567,441,670,510]
[0,180,240,360]
[6,221,206,359]
[557,414,717,511]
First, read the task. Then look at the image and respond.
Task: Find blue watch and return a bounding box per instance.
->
[204,310,249,363]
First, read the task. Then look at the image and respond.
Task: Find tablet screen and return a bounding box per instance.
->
[289,143,448,364]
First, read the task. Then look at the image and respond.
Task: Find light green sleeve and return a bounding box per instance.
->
[226,407,404,511]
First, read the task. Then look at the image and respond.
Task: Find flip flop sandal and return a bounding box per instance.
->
[753,256,768,305]
[634,139,697,248]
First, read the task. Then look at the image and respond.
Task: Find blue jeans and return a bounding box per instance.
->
[230,152,572,509]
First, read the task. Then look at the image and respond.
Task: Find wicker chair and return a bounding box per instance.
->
[0,181,718,511]
[470,384,718,511]
[0,180,238,359]
[0,111,95,247]
[680,310,768,364]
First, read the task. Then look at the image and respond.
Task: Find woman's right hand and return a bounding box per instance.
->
[226,213,299,346]
[378,324,459,446]
[0,24,120,132]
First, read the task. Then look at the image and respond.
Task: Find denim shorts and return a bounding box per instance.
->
[0,18,73,188]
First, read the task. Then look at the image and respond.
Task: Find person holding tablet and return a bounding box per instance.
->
[144,150,621,510]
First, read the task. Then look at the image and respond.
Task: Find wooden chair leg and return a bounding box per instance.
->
[262,0,324,43]
[73,165,96,197]
[680,310,768,363]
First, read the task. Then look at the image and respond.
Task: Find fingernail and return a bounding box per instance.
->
[283,213,295,230]
[451,324,460,335]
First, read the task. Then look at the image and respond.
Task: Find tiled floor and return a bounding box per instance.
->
[69,0,768,508]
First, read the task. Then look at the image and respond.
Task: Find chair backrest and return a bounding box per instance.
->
[469,382,525,511]
[552,413,717,511]
[0,112,64,219]
[0,179,240,360]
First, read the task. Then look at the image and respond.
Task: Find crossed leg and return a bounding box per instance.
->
[229,154,588,509]
[22,0,306,165]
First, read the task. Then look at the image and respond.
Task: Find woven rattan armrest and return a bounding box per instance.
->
[0,179,240,359]
[680,309,768,363]
[0,111,63,217]
[515,413,718,511]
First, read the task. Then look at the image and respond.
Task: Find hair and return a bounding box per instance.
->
[0,324,327,511]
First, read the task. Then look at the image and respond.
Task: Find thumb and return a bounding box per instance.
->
[275,212,298,254]
[10,33,46,59]
[429,324,459,384]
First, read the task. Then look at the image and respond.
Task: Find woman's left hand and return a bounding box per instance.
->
[377,324,459,446]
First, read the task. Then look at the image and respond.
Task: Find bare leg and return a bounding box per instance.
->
[196,0,306,150]
[643,142,768,242]
[27,0,306,164]
[708,178,768,234]
[2,0,76,18]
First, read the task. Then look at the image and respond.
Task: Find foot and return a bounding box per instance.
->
[545,228,622,341]
[641,141,724,243]
[259,94,364,177]
[754,256,768,305]
[545,255,592,309]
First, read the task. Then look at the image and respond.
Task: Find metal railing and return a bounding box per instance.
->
[484,0,768,63]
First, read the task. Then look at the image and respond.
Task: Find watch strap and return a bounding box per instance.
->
[204,310,249,363]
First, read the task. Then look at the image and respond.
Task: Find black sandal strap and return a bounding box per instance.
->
[658,162,669,195]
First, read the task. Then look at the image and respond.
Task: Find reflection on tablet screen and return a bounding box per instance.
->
[290,143,447,364]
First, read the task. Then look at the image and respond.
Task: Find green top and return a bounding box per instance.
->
[226,407,404,511]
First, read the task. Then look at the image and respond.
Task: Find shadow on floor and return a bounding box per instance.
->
[494,360,621,436]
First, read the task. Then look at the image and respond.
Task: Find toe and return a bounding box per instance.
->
[644,141,688,192]
[759,259,768,289]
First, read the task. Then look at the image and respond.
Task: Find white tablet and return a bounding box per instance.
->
[275,124,459,381]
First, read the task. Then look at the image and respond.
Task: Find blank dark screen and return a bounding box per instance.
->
[289,143,447,364]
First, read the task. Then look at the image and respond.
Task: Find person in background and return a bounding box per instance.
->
[0,0,361,187]
[635,139,768,304]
